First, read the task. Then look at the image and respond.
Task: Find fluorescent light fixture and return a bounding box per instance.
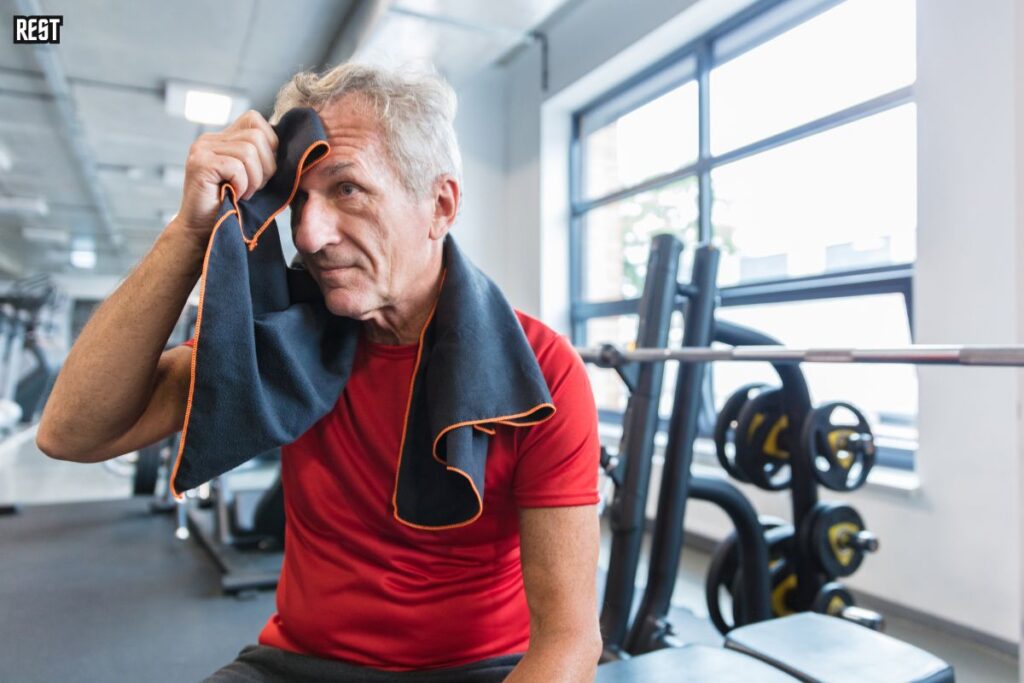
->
[0,142,11,173]
[185,90,232,125]
[165,81,249,126]
[22,226,70,246]
[70,237,97,270]
[0,195,48,216]
[70,249,97,269]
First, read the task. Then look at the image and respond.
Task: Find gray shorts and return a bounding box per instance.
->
[203,644,524,683]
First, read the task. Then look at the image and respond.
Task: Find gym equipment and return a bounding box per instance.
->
[733,387,793,491]
[594,645,800,682]
[801,402,876,491]
[725,613,952,682]
[598,234,695,658]
[184,452,288,594]
[811,581,854,616]
[578,342,1024,367]
[713,382,766,483]
[583,235,953,681]
[132,443,162,497]
[804,502,878,578]
[705,517,790,633]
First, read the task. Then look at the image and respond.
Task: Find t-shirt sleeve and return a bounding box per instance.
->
[513,334,601,508]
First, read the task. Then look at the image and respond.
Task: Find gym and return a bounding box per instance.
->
[0,0,1019,681]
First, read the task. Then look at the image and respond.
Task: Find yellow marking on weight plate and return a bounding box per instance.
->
[764,415,790,459]
[772,574,798,617]
[828,595,847,615]
[829,522,860,566]
[828,429,857,468]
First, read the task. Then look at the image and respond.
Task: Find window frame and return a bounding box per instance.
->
[569,0,917,470]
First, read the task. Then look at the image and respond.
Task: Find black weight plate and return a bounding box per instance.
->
[713,383,768,483]
[705,518,790,635]
[809,502,868,578]
[768,559,798,618]
[734,389,792,490]
[811,581,855,616]
[801,401,876,491]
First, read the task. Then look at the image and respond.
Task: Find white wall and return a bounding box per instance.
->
[454,0,1023,645]
[451,66,512,295]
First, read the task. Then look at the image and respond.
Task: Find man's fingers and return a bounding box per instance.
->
[210,155,249,201]
[213,141,263,200]
[235,128,276,187]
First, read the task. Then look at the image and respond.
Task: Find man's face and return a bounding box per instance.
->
[291,95,436,319]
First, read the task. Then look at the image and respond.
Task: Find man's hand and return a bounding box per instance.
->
[172,110,279,248]
[506,505,602,683]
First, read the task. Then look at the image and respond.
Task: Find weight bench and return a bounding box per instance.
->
[596,613,954,682]
[596,644,800,682]
[725,613,955,682]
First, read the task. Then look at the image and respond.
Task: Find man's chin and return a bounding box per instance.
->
[321,288,371,319]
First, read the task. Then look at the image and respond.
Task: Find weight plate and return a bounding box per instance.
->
[734,388,792,490]
[811,581,854,616]
[801,401,876,491]
[713,383,768,483]
[808,502,870,578]
[705,518,791,635]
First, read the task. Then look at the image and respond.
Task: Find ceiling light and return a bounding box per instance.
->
[0,142,11,173]
[70,249,97,269]
[165,81,249,126]
[0,196,48,216]
[70,237,96,270]
[22,226,70,245]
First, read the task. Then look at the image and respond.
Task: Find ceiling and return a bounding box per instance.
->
[0,0,572,277]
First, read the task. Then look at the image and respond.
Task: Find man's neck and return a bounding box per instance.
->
[362,257,444,346]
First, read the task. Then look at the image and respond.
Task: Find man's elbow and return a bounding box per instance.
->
[36,421,101,463]
[36,423,77,462]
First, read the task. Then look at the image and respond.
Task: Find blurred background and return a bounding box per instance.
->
[0,0,1021,681]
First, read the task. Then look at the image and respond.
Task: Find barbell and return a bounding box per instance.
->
[577,343,1024,367]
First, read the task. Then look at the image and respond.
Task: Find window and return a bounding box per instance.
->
[571,0,918,470]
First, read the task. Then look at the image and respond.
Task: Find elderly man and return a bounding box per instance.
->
[37,64,602,682]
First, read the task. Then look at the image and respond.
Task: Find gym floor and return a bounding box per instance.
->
[0,431,1017,682]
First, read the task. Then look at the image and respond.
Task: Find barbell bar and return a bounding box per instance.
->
[576,344,1024,368]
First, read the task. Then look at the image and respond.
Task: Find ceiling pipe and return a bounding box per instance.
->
[14,0,124,253]
[319,0,392,69]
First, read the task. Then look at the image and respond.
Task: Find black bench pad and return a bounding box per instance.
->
[725,613,954,683]
[596,644,800,682]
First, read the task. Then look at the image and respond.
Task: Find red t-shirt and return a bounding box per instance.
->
[187,311,600,670]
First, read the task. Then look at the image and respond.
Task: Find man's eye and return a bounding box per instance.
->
[337,182,359,196]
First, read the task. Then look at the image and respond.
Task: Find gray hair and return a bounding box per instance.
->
[271,62,462,198]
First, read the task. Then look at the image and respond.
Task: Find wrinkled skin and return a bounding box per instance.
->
[291,94,460,345]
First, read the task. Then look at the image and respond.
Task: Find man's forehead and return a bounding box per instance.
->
[318,94,382,136]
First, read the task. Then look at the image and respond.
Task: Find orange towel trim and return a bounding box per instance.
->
[170,140,331,498]
[390,269,557,530]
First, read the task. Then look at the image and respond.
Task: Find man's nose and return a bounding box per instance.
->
[292,193,338,255]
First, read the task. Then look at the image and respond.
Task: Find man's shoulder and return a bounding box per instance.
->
[514,309,560,349]
[513,310,579,372]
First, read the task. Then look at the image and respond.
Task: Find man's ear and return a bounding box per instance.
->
[429,175,460,240]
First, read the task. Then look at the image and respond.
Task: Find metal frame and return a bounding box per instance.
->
[579,343,1024,368]
[569,0,918,466]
